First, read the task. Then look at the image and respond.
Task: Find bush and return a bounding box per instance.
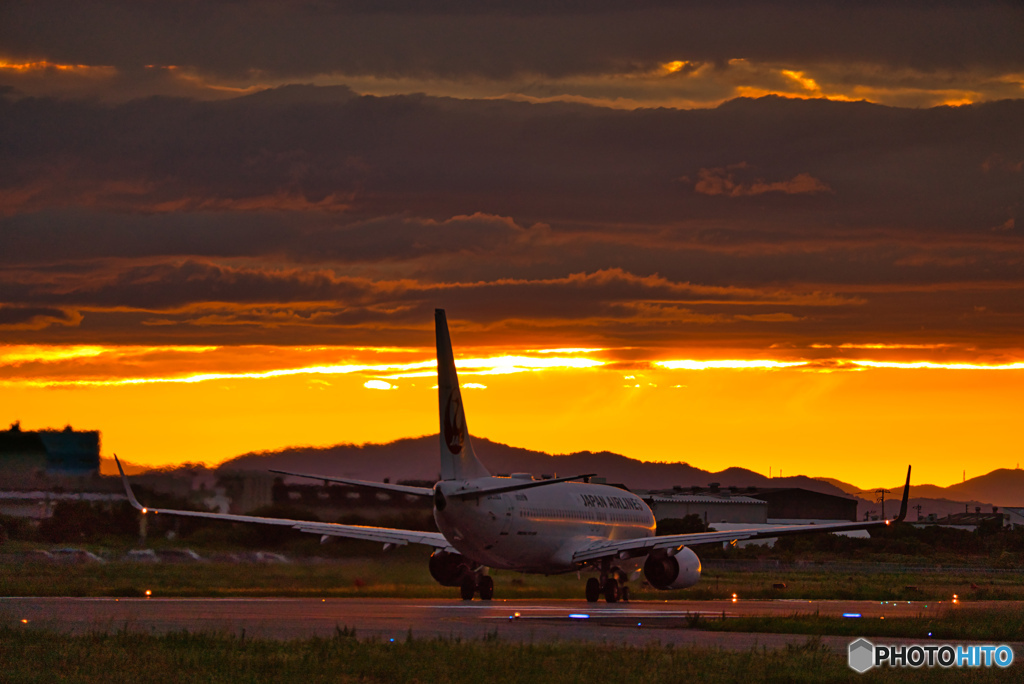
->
[37,501,137,543]
[0,514,34,541]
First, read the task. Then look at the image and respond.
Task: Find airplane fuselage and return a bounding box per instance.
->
[433,477,655,573]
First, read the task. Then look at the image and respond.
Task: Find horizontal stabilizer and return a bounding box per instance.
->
[449,473,597,500]
[268,469,433,496]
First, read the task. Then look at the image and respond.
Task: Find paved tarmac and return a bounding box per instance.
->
[3,597,1010,653]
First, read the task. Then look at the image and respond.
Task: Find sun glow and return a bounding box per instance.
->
[662,61,691,74]
[656,359,805,370]
[7,343,1024,390]
[655,358,1024,372]
[810,343,958,350]
[0,345,219,365]
[847,360,1024,371]
[0,346,607,388]
[0,60,115,75]
[4,341,1023,487]
[781,69,820,92]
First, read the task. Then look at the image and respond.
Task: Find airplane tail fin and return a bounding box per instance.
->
[435,309,490,481]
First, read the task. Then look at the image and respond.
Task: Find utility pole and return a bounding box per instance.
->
[875,488,890,519]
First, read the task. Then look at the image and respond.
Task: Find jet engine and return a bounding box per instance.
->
[428,550,474,587]
[643,547,702,590]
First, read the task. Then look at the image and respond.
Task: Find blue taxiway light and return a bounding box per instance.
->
[568,614,590,619]
[843,613,862,618]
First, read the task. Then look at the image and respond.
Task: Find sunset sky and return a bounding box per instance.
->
[2,1,1022,489]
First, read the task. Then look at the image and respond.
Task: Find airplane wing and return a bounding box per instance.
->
[114,456,452,551]
[574,466,911,565]
[268,469,434,496]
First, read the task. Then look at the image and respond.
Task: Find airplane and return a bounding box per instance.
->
[116,308,911,603]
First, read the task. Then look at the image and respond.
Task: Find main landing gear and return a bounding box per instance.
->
[460,573,494,601]
[585,565,630,603]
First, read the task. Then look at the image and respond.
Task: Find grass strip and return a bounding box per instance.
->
[1,627,1018,684]
[694,606,1024,642]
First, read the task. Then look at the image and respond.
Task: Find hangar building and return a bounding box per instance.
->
[0,422,100,482]
[643,483,858,523]
[642,485,767,526]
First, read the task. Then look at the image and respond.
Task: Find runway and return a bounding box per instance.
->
[1,597,995,652]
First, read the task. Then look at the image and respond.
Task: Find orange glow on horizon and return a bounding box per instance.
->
[0,344,610,388]
[0,60,116,76]
[5,343,1024,389]
[1,60,90,72]
[656,359,805,370]
[845,359,1024,371]
[0,344,219,365]
[662,61,692,74]
[4,343,1024,489]
[657,358,1024,372]
[810,343,958,350]
[781,69,820,93]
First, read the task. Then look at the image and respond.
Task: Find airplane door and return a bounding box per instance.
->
[499,494,515,536]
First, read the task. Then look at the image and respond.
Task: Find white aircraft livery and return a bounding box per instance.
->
[117,308,910,603]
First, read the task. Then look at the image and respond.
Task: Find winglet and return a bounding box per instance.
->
[894,465,911,522]
[113,454,144,511]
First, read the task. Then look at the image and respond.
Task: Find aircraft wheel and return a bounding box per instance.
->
[621,586,630,603]
[604,578,620,603]
[460,575,476,600]
[585,578,601,603]
[479,575,494,601]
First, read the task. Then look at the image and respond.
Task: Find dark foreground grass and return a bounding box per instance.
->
[696,606,1024,642]
[0,628,1018,684]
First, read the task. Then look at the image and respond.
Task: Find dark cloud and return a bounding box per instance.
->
[2,251,1022,355]
[0,83,1022,352]
[0,260,850,313]
[693,164,832,197]
[2,1,1021,81]
[2,89,1021,232]
[0,305,80,330]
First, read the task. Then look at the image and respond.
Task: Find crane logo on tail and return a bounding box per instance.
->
[443,390,465,454]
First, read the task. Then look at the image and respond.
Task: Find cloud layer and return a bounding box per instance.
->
[0,3,1022,363]
[2,2,1022,107]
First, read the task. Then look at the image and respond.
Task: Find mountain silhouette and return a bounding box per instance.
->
[106,435,1023,512]
[848,467,1024,509]
[217,434,853,498]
